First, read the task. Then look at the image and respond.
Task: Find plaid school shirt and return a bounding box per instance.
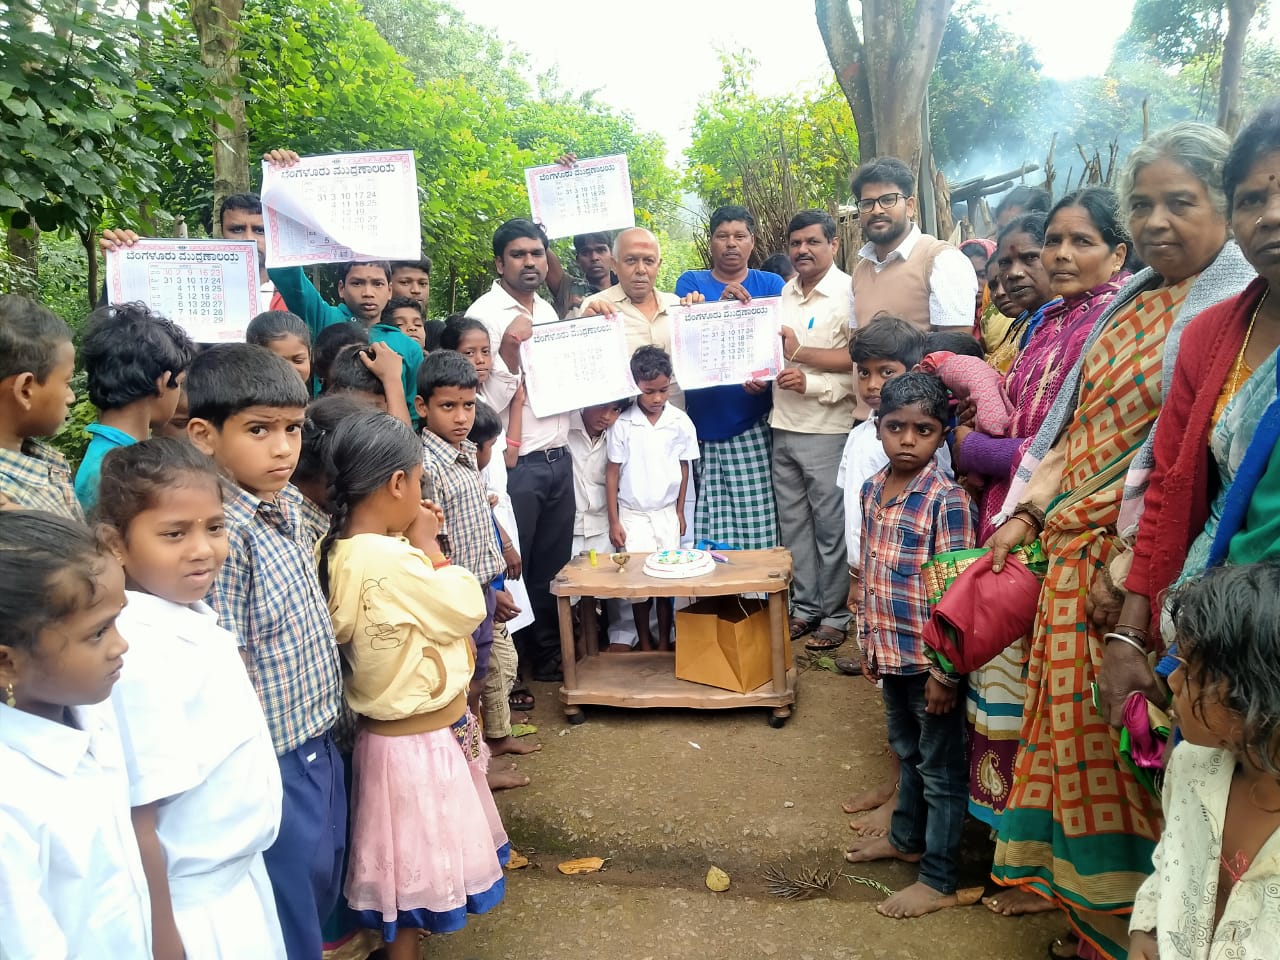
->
[207,483,342,756]
[0,439,83,521]
[859,460,975,676]
[420,430,504,585]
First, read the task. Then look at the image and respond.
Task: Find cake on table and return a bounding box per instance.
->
[642,549,717,579]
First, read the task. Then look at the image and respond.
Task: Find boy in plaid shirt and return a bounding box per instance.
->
[846,372,975,920]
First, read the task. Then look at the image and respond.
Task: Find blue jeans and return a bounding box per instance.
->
[882,673,967,894]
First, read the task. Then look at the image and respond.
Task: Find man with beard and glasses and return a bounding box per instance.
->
[848,157,977,335]
[466,219,575,684]
[766,209,855,652]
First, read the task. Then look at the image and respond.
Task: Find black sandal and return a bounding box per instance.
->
[508,689,535,711]
[805,625,846,652]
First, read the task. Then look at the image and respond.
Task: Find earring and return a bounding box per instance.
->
[4,683,14,708]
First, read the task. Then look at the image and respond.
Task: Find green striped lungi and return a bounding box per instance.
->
[693,419,777,550]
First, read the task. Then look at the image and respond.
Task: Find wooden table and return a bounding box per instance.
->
[549,548,797,727]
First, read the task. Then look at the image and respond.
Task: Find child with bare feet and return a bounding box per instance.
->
[844,373,975,920]
[605,346,698,651]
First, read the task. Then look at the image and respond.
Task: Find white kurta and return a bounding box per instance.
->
[0,701,152,959]
[1130,742,1280,960]
[112,592,285,960]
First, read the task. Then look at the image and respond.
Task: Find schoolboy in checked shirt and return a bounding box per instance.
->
[186,344,345,960]
[847,372,976,922]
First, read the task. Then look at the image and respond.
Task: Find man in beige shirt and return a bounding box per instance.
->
[768,209,854,650]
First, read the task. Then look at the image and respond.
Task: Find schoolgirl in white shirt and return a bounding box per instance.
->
[0,510,152,959]
[97,439,286,959]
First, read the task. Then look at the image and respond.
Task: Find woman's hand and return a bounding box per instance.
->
[1128,930,1160,960]
[986,516,1035,573]
[1097,639,1164,727]
[1086,570,1125,632]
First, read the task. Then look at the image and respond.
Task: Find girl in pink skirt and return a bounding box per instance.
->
[317,411,509,958]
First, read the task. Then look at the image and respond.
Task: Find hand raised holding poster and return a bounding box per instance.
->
[261,150,422,267]
[525,154,636,240]
[670,297,785,391]
[519,314,637,418]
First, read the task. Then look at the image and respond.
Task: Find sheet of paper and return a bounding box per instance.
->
[105,239,259,342]
[670,297,785,390]
[525,154,636,240]
[519,314,637,418]
[261,150,421,267]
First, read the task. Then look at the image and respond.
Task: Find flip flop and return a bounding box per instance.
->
[508,689,535,711]
[805,625,846,652]
[789,617,818,640]
[833,656,862,675]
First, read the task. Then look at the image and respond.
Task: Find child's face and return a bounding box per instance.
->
[1168,651,1236,750]
[581,402,623,437]
[390,267,430,308]
[475,437,495,472]
[338,266,392,325]
[148,371,185,431]
[455,329,491,384]
[3,554,128,720]
[265,334,312,385]
[114,477,228,605]
[855,357,908,410]
[416,385,477,448]
[188,405,305,499]
[155,387,190,441]
[13,340,76,437]
[876,403,947,474]
[388,307,426,348]
[635,375,670,417]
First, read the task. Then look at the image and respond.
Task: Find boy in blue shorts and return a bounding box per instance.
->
[186,343,345,960]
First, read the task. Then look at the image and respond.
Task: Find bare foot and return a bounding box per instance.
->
[842,779,896,814]
[982,888,1056,916]
[877,880,958,919]
[486,735,543,757]
[487,766,531,790]
[606,643,633,653]
[844,835,920,864]
[849,791,896,838]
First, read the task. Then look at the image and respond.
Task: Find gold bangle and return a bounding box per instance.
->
[789,345,803,363]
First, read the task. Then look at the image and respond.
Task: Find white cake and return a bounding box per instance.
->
[642,549,717,579]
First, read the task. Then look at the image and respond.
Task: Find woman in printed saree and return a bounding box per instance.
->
[982,122,1256,959]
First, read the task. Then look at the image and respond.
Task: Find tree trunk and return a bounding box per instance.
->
[5,226,40,295]
[1218,0,1259,135]
[190,0,249,229]
[816,0,876,160]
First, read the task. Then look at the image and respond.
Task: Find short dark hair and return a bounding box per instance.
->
[81,302,197,411]
[390,257,432,276]
[423,319,446,352]
[0,294,72,383]
[381,297,423,324]
[631,344,673,383]
[787,209,837,242]
[0,511,113,653]
[438,316,488,352]
[312,323,369,391]
[709,205,756,235]
[996,211,1048,249]
[417,349,478,400]
[493,219,547,259]
[246,310,310,348]
[993,185,1051,221]
[848,315,926,368]
[186,343,309,427]
[217,193,262,229]
[760,253,795,279]
[877,371,949,423]
[335,261,391,284]
[94,438,222,530]
[851,157,915,200]
[573,232,613,252]
[1047,187,1131,259]
[325,344,384,398]
[924,330,985,359]
[1224,101,1280,208]
[295,394,374,487]
[469,399,502,448]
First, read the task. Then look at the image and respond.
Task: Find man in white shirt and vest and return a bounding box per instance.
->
[770,209,855,651]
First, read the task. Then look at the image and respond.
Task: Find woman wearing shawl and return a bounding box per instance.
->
[953,192,1128,837]
[982,122,1256,959]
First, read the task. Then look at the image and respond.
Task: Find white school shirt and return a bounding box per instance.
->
[567,411,610,538]
[467,281,570,452]
[606,402,700,513]
[111,592,283,915]
[0,701,152,960]
[851,225,977,330]
[481,431,534,634]
[835,417,953,565]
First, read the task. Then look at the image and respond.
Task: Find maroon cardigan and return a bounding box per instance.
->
[1126,276,1268,625]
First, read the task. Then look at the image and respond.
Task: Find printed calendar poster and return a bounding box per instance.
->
[105,239,259,342]
[525,154,636,239]
[519,314,638,417]
[670,297,785,390]
[261,150,422,267]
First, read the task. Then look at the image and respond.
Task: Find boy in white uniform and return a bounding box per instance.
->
[606,346,699,651]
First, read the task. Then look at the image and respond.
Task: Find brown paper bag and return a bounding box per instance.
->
[675,597,788,693]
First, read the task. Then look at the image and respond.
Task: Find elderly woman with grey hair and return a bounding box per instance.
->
[981,121,1256,960]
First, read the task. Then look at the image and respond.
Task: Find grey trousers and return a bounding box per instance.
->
[772,429,851,631]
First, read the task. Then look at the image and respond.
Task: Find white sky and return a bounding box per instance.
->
[456,0,1279,163]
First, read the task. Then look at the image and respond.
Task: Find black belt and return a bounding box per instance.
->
[518,445,568,463]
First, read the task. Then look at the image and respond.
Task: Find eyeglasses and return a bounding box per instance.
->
[856,193,906,214]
